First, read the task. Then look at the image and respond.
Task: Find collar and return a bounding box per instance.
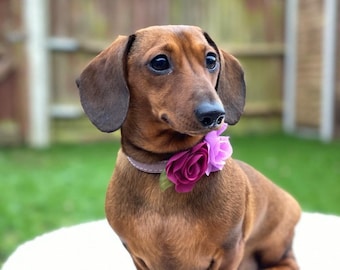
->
[126,156,167,174]
[124,123,231,193]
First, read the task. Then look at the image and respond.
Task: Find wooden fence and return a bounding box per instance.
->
[0,1,26,145]
[0,0,285,145]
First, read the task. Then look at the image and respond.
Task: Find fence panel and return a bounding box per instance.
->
[1,0,285,144]
[50,0,285,142]
[0,0,26,145]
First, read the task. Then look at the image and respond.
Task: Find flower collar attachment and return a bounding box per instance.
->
[126,123,232,193]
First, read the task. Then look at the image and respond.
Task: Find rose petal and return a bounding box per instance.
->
[185,163,202,180]
[216,123,228,136]
[204,124,232,175]
[175,182,196,193]
[165,142,209,192]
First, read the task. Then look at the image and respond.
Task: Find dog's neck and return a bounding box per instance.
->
[120,126,204,164]
[121,122,232,193]
[121,135,185,164]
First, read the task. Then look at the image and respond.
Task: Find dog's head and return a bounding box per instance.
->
[77,25,245,152]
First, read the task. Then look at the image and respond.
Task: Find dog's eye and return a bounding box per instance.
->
[206,52,218,71]
[149,54,171,73]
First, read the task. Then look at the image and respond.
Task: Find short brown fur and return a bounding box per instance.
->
[77,25,301,270]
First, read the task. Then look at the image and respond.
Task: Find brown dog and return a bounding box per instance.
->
[76,25,301,270]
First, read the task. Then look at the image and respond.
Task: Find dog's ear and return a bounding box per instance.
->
[216,51,246,125]
[203,32,246,125]
[76,35,135,132]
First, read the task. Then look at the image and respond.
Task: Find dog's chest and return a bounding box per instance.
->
[113,201,244,268]
[107,168,245,237]
[105,157,248,269]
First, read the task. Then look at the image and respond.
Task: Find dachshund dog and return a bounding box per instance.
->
[76,25,301,270]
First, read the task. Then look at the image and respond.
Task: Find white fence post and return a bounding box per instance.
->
[320,0,338,142]
[24,0,50,147]
[283,0,299,134]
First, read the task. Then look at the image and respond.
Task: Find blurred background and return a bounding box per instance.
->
[0,0,339,266]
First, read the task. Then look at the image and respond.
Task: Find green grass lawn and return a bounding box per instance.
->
[0,133,339,265]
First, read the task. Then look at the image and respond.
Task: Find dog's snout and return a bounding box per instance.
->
[195,102,225,128]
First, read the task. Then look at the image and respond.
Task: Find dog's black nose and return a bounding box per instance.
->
[195,102,225,128]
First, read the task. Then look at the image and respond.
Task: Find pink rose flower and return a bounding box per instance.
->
[204,123,233,175]
[165,142,209,193]
[162,123,232,193]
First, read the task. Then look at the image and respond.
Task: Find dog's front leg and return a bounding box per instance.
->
[131,255,149,270]
[262,248,299,270]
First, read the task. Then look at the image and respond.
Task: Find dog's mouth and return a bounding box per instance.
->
[160,113,223,137]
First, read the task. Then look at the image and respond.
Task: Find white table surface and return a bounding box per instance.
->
[3,212,340,270]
